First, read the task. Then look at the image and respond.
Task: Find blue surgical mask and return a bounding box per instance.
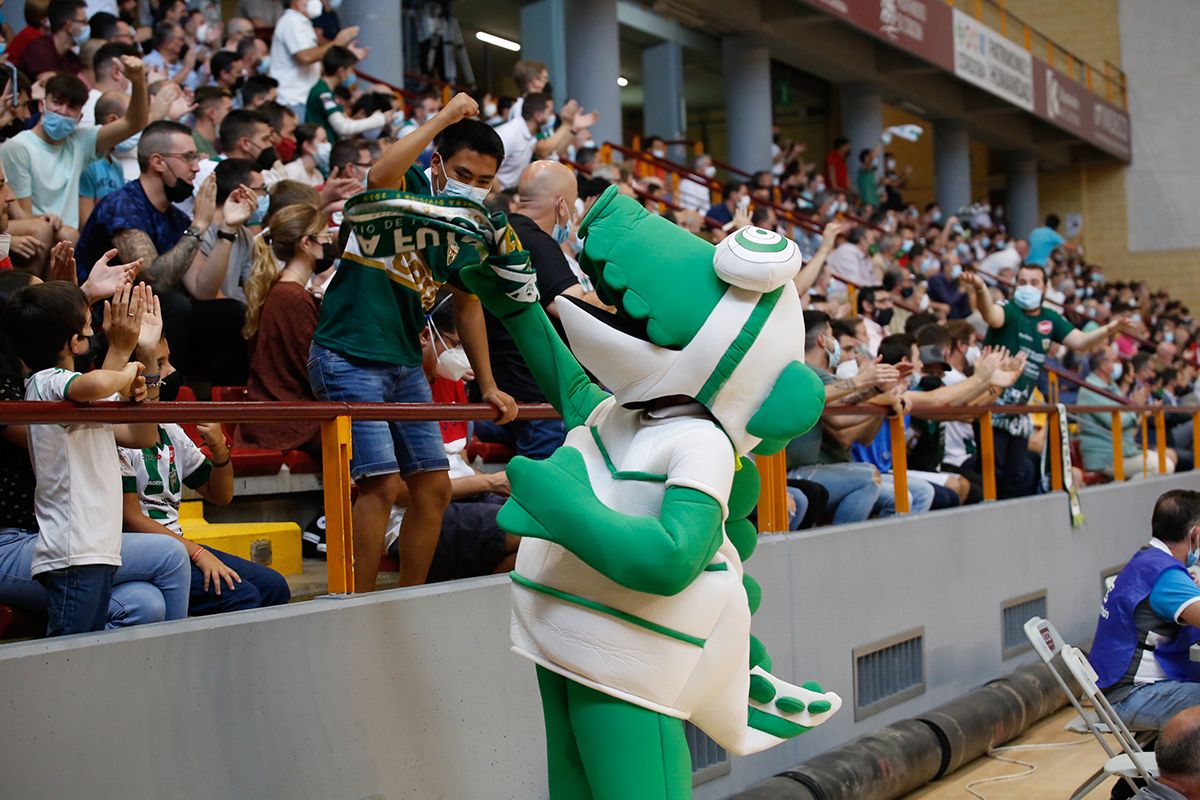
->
[825,337,841,370]
[437,160,488,204]
[540,113,557,136]
[342,72,356,88]
[1013,285,1043,311]
[552,201,573,244]
[1165,331,1176,344]
[114,130,141,153]
[248,193,269,226]
[900,239,913,253]
[950,264,963,280]
[314,140,331,174]
[1188,547,1198,569]
[980,236,991,250]
[1111,362,1123,381]
[0,42,7,59]
[258,56,270,74]
[570,233,584,255]
[73,24,90,47]
[41,110,78,142]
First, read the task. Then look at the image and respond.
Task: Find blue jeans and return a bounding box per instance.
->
[787,462,880,524]
[475,418,567,461]
[1109,680,1200,731]
[37,565,115,636]
[785,486,809,531]
[0,529,191,629]
[187,546,291,616]
[308,343,450,480]
[877,474,935,515]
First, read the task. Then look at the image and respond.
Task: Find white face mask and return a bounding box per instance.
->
[437,159,489,204]
[428,320,472,381]
[965,345,981,366]
[305,0,323,18]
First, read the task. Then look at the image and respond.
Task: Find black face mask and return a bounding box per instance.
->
[874,308,895,327]
[900,286,914,299]
[315,241,338,272]
[255,146,277,171]
[159,371,181,402]
[163,168,194,203]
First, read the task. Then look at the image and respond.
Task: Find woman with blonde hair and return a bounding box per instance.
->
[237,203,335,455]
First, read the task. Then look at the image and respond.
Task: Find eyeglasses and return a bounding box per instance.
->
[158,152,201,165]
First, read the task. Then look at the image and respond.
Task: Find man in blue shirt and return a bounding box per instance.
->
[1090,489,1200,731]
[1025,213,1067,267]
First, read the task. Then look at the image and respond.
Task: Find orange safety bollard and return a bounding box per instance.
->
[1155,409,1168,474]
[322,416,355,594]
[889,415,909,514]
[1048,408,1064,491]
[441,84,451,106]
[1112,411,1125,481]
[847,284,858,315]
[756,451,789,533]
[1047,371,1059,404]
[980,411,996,501]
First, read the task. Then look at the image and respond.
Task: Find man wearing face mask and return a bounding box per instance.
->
[677,153,715,213]
[184,158,263,304]
[493,92,598,191]
[477,160,587,460]
[269,0,365,119]
[76,121,220,379]
[964,264,1128,498]
[305,46,394,143]
[1089,489,1200,733]
[1,61,148,236]
[857,285,895,356]
[1077,347,1176,480]
[310,93,518,592]
[17,0,87,79]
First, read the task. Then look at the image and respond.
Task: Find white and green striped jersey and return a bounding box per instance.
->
[118,424,212,534]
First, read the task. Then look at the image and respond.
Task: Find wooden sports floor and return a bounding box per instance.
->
[903,707,1126,799]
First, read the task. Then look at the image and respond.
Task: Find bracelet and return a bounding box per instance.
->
[143,375,162,389]
[189,545,204,562]
[210,452,231,468]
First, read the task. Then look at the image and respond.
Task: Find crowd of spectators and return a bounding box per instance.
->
[0,3,1197,639]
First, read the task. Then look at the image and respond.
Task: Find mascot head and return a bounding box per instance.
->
[555,186,825,456]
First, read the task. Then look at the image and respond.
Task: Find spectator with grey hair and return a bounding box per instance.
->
[1133,707,1200,798]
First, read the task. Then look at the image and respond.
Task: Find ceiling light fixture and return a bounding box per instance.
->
[475,31,521,51]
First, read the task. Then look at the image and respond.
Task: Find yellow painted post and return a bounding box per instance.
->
[693,140,702,157]
[980,411,996,501]
[1047,371,1059,404]
[974,0,981,20]
[1111,411,1125,481]
[440,85,452,105]
[600,143,612,164]
[1023,25,1032,51]
[998,0,1007,35]
[1086,64,1094,90]
[889,415,909,514]
[1155,409,1168,474]
[1141,414,1149,478]
[1049,408,1064,491]
[321,416,355,594]
[756,451,789,533]
[847,284,858,315]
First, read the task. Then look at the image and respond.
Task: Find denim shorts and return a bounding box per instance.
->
[308,343,450,480]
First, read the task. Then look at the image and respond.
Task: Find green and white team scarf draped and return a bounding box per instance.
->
[343,189,538,303]
[1057,403,1085,527]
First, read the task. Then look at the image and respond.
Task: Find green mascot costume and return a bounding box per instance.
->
[347,184,840,800]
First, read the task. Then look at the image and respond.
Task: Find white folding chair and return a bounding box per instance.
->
[1059,644,1160,788]
[1024,616,1136,798]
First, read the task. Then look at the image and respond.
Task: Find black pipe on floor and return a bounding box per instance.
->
[728,661,1070,800]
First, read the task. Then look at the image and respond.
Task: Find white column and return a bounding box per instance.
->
[839,82,883,160]
[933,120,972,214]
[340,0,402,91]
[564,0,622,146]
[721,35,773,173]
[519,0,568,108]
[642,40,687,161]
[1006,151,1040,240]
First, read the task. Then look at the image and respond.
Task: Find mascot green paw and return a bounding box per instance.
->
[746,669,841,739]
[496,448,598,546]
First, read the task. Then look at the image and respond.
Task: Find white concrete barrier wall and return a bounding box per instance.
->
[0,476,1185,800]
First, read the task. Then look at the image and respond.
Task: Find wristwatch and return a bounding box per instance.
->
[216,228,237,243]
[182,226,203,241]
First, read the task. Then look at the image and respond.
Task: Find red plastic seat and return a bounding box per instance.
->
[0,605,45,640]
[466,436,516,464]
[283,449,320,474]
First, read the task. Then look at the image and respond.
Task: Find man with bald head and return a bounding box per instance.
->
[1133,708,1200,798]
[478,160,587,459]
